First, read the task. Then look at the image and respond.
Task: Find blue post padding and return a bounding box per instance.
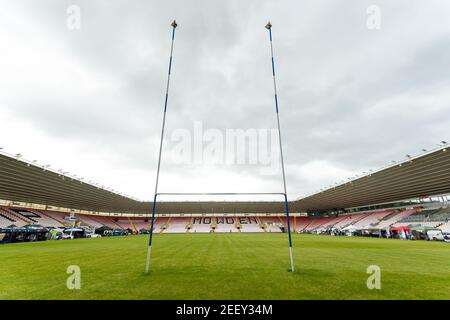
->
[274,94,279,113]
[164,93,168,112]
[283,194,293,247]
[271,57,275,76]
[148,194,158,246]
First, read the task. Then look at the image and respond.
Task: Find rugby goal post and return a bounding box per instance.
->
[145,20,294,273]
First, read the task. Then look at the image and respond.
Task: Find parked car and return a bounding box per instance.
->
[62,228,85,239]
[112,229,127,236]
[426,229,444,241]
[62,233,74,240]
[442,232,450,242]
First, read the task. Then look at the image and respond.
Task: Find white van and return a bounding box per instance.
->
[426,230,444,241]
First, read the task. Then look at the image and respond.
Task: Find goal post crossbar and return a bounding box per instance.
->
[156,192,286,196]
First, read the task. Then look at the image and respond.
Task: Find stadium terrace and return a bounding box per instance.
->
[0,146,449,242]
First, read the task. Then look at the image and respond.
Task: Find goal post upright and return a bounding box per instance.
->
[145,20,178,274]
[265,21,295,272]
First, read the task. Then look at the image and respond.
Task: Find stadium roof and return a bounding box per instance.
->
[0,152,287,214]
[0,146,449,214]
[0,152,147,213]
[292,146,450,211]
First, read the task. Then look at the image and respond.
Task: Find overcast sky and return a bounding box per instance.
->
[1,0,449,202]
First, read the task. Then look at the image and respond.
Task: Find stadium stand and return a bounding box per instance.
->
[129,219,151,231]
[189,217,212,233]
[0,207,68,228]
[128,218,151,231]
[39,210,68,224]
[305,216,339,231]
[214,217,237,233]
[310,216,344,231]
[390,207,450,229]
[25,210,65,228]
[348,210,393,229]
[146,217,170,233]
[331,214,366,229]
[75,214,105,229]
[440,221,450,232]
[164,217,189,233]
[113,218,134,231]
[3,204,449,239]
[89,216,122,229]
[236,217,263,232]
[259,217,282,232]
[291,216,309,232]
[0,207,30,226]
[0,213,15,228]
[374,209,416,229]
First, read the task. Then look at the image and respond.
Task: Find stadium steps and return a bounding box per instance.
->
[40,210,67,224]
[302,220,314,232]
[440,221,450,232]
[370,211,398,227]
[328,215,350,228]
[1,208,32,225]
[260,219,270,232]
[0,214,16,228]
[0,211,15,222]
[17,209,41,224]
[373,209,416,228]
[294,216,313,232]
[258,218,271,232]
[128,217,138,233]
[161,217,171,233]
[320,216,347,230]
[14,209,39,223]
[277,216,284,228]
[428,207,450,221]
[257,217,264,231]
[186,217,193,232]
[338,214,367,229]
[88,215,122,229]
[110,219,124,229]
[75,214,104,229]
[29,209,65,228]
[293,216,312,232]
[379,211,399,222]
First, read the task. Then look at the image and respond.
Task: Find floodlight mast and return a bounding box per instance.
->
[265,21,295,272]
[145,20,177,274]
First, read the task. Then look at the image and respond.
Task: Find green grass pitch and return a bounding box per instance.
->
[1,233,449,300]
